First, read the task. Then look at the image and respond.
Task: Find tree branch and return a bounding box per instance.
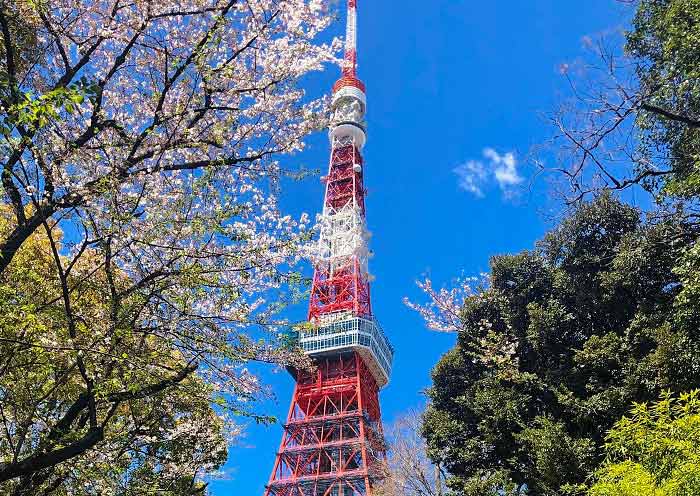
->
[0,363,198,483]
[640,102,700,128]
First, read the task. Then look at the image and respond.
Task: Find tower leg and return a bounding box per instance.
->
[265,353,384,496]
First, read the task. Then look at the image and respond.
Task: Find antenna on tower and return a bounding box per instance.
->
[343,0,358,77]
[333,0,365,93]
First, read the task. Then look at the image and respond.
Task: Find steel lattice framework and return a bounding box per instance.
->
[265,1,393,495]
[266,354,384,496]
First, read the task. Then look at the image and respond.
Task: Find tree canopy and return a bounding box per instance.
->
[412,195,700,495]
[0,0,336,492]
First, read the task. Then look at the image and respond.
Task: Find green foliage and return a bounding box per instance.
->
[0,210,228,494]
[423,195,700,495]
[1,81,99,133]
[627,0,700,198]
[584,390,700,496]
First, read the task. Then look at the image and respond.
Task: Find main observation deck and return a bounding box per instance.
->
[299,312,393,388]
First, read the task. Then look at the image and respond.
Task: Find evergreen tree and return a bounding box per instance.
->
[412,195,700,495]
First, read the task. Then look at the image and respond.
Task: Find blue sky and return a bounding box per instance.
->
[211,1,632,493]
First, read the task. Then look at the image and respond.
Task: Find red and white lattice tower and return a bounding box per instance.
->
[265,1,393,495]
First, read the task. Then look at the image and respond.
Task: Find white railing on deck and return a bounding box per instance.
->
[299,316,393,386]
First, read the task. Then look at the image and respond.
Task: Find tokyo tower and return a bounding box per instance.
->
[264,1,394,495]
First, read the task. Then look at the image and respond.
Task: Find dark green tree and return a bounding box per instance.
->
[412,195,700,495]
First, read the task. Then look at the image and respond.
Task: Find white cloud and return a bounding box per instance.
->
[485,148,523,191]
[454,148,523,198]
[453,160,487,198]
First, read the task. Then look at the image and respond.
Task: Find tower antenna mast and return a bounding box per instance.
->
[344,0,358,77]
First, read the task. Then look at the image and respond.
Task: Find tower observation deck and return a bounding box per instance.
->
[264,1,393,495]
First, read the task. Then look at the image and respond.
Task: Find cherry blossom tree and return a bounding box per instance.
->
[0,0,339,492]
[404,276,483,333]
